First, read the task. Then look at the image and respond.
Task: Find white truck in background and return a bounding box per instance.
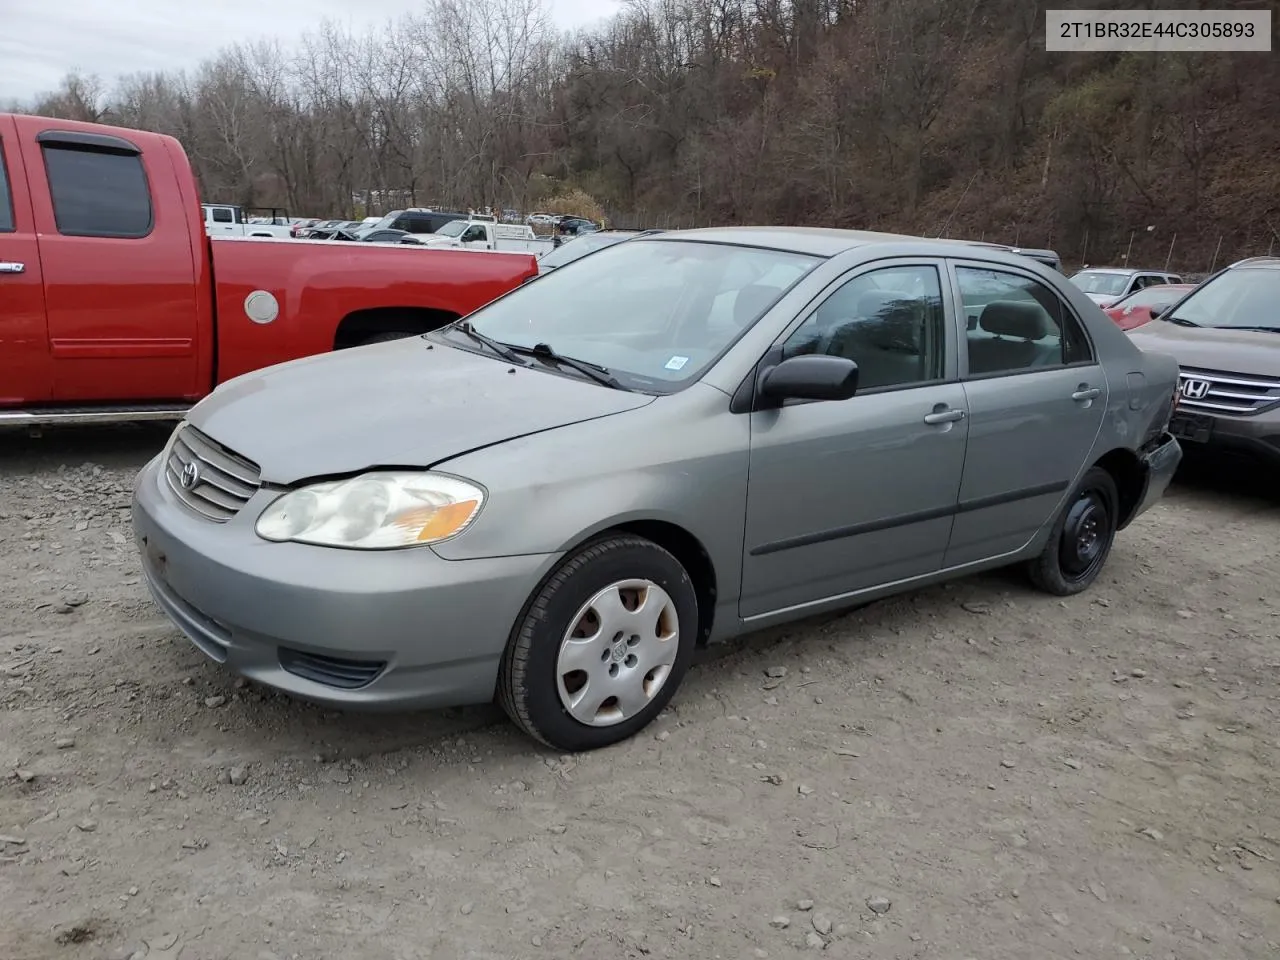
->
[417,219,556,255]
[201,204,294,239]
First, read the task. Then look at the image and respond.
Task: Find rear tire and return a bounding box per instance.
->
[498,535,698,751]
[1026,466,1119,596]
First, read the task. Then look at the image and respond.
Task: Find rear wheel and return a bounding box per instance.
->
[498,535,698,751]
[1026,466,1119,596]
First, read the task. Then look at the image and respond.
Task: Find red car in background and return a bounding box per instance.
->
[1103,283,1196,330]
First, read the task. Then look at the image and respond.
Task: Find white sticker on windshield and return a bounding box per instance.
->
[665,355,689,371]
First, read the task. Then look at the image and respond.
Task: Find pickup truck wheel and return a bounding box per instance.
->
[1026,466,1119,597]
[359,331,419,346]
[498,536,698,751]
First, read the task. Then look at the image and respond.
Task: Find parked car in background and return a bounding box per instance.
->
[131,226,1181,752]
[356,209,470,238]
[0,112,540,426]
[1103,283,1196,330]
[296,218,346,239]
[526,212,557,226]
[1069,267,1184,308]
[536,229,663,274]
[290,217,322,238]
[1127,257,1280,465]
[419,219,555,254]
[202,204,293,239]
[557,217,601,236]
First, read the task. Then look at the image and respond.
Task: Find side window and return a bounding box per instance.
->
[462,225,488,243]
[956,266,1094,376]
[780,265,946,391]
[42,145,152,238]
[211,207,233,224]
[0,140,13,232]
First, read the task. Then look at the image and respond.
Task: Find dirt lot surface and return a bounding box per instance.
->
[2,424,1279,960]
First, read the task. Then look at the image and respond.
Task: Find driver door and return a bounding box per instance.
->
[739,260,968,618]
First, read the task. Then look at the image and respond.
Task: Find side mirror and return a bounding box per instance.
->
[1151,307,1168,322]
[759,355,859,403]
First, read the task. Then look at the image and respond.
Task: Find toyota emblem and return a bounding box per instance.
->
[179,461,201,489]
[1179,378,1211,400]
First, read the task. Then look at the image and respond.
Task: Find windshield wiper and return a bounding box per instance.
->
[1229,326,1280,334]
[448,321,526,364]
[513,342,626,389]
[1164,316,1200,327]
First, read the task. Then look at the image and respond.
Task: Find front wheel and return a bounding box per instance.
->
[1026,466,1119,596]
[498,535,698,751]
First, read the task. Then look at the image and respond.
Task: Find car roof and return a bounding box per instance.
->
[643,225,1071,264]
[1230,257,1280,271]
[1076,266,1178,276]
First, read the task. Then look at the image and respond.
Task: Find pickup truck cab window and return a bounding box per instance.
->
[780,264,946,391]
[0,139,12,232]
[210,207,233,224]
[41,144,153,239]
[956,265,1093,376]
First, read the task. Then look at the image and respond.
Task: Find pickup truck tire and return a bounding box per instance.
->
[498,535,698,751]
[359,332,419,345]
[1026,466,1119,596]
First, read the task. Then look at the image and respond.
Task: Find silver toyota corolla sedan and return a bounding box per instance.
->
[132,228,1183,751]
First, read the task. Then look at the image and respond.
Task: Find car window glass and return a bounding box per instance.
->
[779,265,945,391]
[1071,271,1128,296]
[0,140,13,232]
[1168,268,1280,330]
[463,225,487,242]
[211,207,233,223]
[42,145,152,238]
[957,266,1093,376]
[464,239,820,392]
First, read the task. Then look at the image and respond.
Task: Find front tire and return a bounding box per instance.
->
[498,535,698,751]
[1026,466,1119,596]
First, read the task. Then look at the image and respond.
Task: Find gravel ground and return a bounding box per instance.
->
[2,424,1279,960]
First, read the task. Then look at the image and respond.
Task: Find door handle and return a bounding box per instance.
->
[0,261,25,274]
[1072,386,1101,402]
[923,407,966,425]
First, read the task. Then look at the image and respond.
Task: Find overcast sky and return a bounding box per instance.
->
[0,0,622,103]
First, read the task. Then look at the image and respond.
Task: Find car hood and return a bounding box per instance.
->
[1083,292,1116,306]
[187,338,655,485]
[1126,321,1280,378]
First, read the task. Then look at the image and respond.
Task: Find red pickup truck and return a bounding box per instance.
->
[0,114,538,426]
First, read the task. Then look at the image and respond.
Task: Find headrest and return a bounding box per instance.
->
[978,300,1053,340]
[734,284,780,328]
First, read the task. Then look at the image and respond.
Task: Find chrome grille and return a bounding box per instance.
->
[165,424,262,522]
[1177,366,1280,416]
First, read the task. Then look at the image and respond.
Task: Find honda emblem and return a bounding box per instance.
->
[1180,378,1211,400]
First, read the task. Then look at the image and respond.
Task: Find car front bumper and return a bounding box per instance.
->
[131,454,561,711]
[1168,407,1280,466]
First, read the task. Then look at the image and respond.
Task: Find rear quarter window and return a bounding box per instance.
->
[42,145,153,238]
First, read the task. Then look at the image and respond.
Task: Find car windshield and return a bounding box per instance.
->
[1115,286,1181,309]
[453,239,821,391]
[436,219,469,238]
[1071,271,1129,295]
[1165,268,1280,330]
[539,233,630,268]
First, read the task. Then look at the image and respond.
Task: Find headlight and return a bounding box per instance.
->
[255,471,485,549]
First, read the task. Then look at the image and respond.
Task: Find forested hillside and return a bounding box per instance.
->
[14,0,1280,270]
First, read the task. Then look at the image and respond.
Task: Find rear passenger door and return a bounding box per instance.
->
[943,260,1107,568]
[0,116,51,405]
